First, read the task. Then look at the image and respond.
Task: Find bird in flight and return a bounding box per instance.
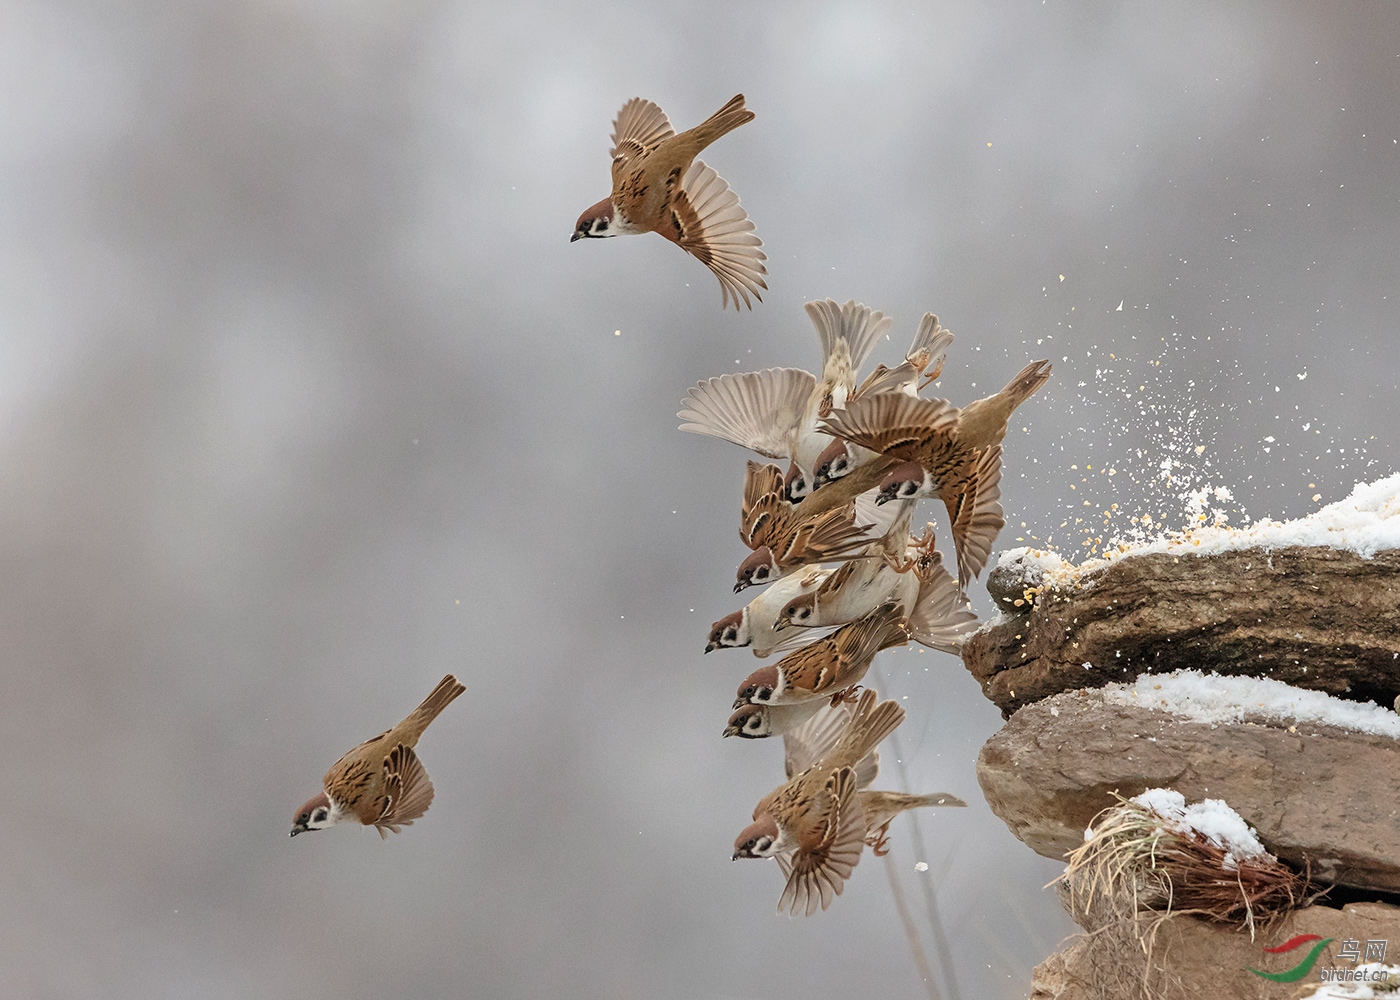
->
[573,94,767,310]
[290,675,465,839]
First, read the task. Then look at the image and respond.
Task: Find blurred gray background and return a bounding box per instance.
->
[2,2,1398,998]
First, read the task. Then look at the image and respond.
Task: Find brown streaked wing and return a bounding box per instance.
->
[814,558,861,601]
[678,368,816,459]
[772,636,838,696]
[669,160,767,311]
[819,393,959,462]
[326,751,384,825]
[788,505,877,564]
[742,460,786,519]
[943,445,1005,589]
[373,743,436,837]
[852,360,917,399]
[741,490,793,550]
[777,768,865,916]
[610,98,674,182]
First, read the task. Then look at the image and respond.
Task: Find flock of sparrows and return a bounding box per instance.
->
[679,294,1051,913]
[289,99,1051,924]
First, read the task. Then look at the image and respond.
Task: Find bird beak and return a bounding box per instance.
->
[704,643,715,653]
[874,494,891,506]
[289,828,301,837]
[733,581,747,594]
[722,725,737,738]
[570,232,582,243]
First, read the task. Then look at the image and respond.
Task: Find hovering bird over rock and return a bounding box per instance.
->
[733,601,908,708]
[731,690,901,915]
[290,675,465,839]
[820,359,1052,589]
[776,515,978,655]
[761,695,966,860]
[733,459,890,592]
[573,94,766,310]
[680,299,890,480]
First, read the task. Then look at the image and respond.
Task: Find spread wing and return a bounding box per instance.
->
[804,299,893,377]
[372,744,436,838]
[776,768,865,917]
[610,98,674,182]
[819,393,960,461]
[907,554,979,653]
[852,361,918,400]
[669,160,767,311]
[783,702,854,779]
[790,504,881,564]
[943,445,1005,589]
[678,368,816,459]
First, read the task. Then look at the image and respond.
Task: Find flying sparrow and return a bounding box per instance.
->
[776,518,978,655]
[772,501,920,627]
[706,564,835,656]
[733,697,965,859]
[678,299,895,492]
[732,689,906,915]
[572,95,766,310]
[724,699,829,740]
[290,675,465,839]
[819,359,1052,589]
[733,600,908,707]
[733,460,887,592]
[810,313,955,490]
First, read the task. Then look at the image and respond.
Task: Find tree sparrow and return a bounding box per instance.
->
[732,689,905,915]
[706,564,834,656]
[819,359,1052,588]
[810,313,955,490]
[733,460,885,592]
[724,699,828,740]
[290,675,465,839]
[733,600,908,707]
[678,299,894,489]
[776,520,978,655]
[572,95,766,310]
[738,696,966,858]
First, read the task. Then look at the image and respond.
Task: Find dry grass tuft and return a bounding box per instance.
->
[1060,793,1307,938]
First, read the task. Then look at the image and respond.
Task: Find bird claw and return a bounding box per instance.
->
[866,827,892,857]
[883,553,917,575]
[918,357,946,390]
[831,685,863,707]
[892,525,941,582]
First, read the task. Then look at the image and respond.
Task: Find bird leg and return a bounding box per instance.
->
[889,525,941,580]
[882,550,918,575]
[918,355,947,390]
[830,685,864,707]
[915,525,945,582]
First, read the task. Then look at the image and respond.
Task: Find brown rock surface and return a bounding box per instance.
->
[1030,901,1400,1000]
[967,546,1400,716]
[976,689,1400,892]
